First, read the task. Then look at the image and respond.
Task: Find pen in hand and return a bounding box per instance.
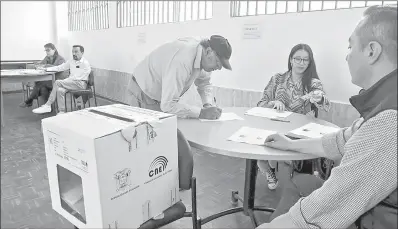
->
[269,118,290,123]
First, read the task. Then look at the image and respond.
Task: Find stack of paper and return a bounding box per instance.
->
[200,112,244,122]
[289,122,340,139]
[228,126,276,145]
[245,107,292,119]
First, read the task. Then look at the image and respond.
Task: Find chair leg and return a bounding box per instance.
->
[73,96,77,110]
[191,177,199,229]
[88,97,91,107]
[64,94,67,113]
[70,94,73,111]
[93,90,97,106]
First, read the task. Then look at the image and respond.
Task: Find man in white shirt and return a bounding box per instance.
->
[33,45,91,114]
[127,35,232,119]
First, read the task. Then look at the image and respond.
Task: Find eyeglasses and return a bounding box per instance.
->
[44,49,51,52]
[293,57,310,65]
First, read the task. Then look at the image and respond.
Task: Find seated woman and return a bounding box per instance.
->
[19,43,67,107]
[257,43,330,190]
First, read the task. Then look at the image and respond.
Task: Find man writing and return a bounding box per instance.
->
[258,5,397,229]
[127,35,232,189]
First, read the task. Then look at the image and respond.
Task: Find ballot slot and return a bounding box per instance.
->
[57,165,87,224]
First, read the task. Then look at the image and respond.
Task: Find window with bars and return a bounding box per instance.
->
[68,1,109,31]
[230,1,397,17]
[116,1,213,28]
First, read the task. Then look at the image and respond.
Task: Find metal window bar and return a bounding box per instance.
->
[230,0,396,17]
[116,0,212,27]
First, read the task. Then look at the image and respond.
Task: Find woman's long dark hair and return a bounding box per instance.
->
[287,43,319,93]
[44,43,59,65]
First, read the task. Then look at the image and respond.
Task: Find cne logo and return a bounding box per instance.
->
[148,156,168,177]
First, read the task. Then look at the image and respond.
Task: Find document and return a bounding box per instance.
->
[289,122,340,139]
[200,112,244,122]
[245,107,292,119]
[228,126,276,145]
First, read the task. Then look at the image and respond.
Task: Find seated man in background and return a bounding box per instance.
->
[258,5,397,229]
[126,35,232,189]
[32,45,91,114]
[20,43,68,107]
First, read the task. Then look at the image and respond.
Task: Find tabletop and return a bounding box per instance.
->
[1,69,54,78]
[177,107,339,161]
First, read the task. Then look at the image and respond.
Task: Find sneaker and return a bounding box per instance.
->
[265,168,278,190]
[32,104,52,114]
[19,102,32,108]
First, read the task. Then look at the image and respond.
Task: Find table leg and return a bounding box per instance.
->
[1,86,4,127]
[242,159,259,227]
[200,158,274,228]
[243,159,258,214]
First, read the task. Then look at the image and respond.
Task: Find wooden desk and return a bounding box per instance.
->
[177,107,338,228]
[1,69,56,127]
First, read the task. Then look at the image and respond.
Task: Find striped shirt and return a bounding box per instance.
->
[132,37,214,118]
[257,71,330,114]
[288,110,397,228]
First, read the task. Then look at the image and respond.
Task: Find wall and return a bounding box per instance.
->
[55,1,365,104]
[1,1,57,91]
[1,1,57,61]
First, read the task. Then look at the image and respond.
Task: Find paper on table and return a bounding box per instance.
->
[228,126,276,145]
[245,107,292,119]
[289,122,339,139]
[200,112,244,122]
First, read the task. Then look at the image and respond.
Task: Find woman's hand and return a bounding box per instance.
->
[268,101,285,111]
[301,91,324,104]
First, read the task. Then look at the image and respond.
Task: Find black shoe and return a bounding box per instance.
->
[19,102,32,108]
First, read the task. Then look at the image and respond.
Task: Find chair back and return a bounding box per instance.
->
[88,70,95,87]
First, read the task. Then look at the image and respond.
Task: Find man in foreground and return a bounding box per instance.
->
[32,45,91,115]
[127,35,232,189]
[258,5,397,229]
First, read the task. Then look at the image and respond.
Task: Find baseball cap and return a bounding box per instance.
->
[209,35,232,70]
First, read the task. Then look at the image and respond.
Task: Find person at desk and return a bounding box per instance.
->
[258,5,397,229]
[19,43,67,108]
[256,44,330,190]
[126,35,232,189]
[32,45,91,114]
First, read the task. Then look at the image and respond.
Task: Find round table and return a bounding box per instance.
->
[177,107,338,228]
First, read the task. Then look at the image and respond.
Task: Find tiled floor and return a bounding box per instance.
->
[1,93,281,228]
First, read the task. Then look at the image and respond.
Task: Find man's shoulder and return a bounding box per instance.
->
[80,57,91,66]
[359,109,397,131]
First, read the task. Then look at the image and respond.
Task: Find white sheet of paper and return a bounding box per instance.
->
[228,126,277,145]
[245,107,292,119]
[200,112,244,122]
[289,122,339,139]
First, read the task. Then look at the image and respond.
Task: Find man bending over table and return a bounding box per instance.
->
[32,45,91,115]
[258,5,397,229]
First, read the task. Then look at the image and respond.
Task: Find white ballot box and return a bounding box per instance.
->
[42,104,180,228]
